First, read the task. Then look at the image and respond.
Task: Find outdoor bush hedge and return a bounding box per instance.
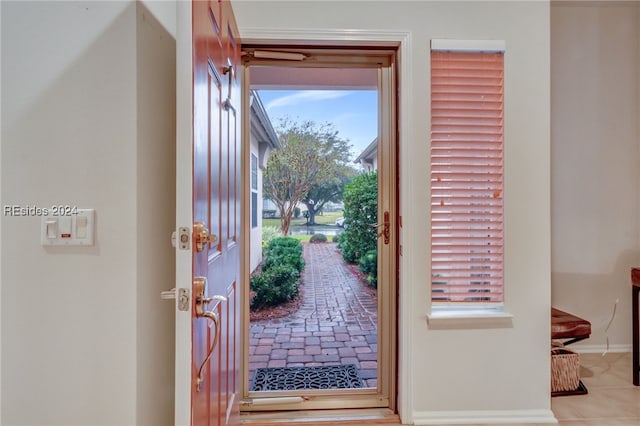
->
[265,237,302,255]
[339,242,358,264]
[250,264,299,309]
[251,237,305,310]
[261,252,304,275]
[358,249,378,288]
[262,237,304,274]
[338,172,378,264]
[309,233,328,243]
[332,234,340,243]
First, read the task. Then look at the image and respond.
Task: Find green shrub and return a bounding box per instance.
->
[309,233,328,243]
[262,237,304,273]
[250,264,299,309]
[338,172,378,265]
[338,240,358,263]
[358,249,378,288]
[251,237,304,309]
[332,234,340,243]
[265,237,302,254]
[261,252,304,275]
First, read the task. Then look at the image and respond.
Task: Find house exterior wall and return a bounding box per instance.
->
[250,130,264,273]
[1,1,176,425]
[233,1,552,423]
[358,157,377,173]
[550,1,640,353]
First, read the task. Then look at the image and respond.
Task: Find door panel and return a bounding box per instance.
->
[187,1,242,425]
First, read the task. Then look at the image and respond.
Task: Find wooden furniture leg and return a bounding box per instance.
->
[631,268,639,386]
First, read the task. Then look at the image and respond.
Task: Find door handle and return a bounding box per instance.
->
[222,62,237,113]
[194,277,228,391]
[196,309,219,392]
[223,61,234,100]
[193,222,217,252]
[372,211,390,245]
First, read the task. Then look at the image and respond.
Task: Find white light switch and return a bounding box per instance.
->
[41,209,95,246]
[76,216,88,238]
[45,220,58,239]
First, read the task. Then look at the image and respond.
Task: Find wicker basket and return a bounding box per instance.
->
[551,346,580,392]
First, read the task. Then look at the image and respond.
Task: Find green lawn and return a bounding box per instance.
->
[263,211,343,229]
[289,234,312,243]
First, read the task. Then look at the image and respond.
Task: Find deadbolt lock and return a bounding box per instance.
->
[193,222,217,252]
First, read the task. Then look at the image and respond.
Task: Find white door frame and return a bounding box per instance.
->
[175,1,194,425]
[238,27,413,422]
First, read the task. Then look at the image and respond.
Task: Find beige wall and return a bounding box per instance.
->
[1,1,176,425]
[135,2,176,425]
[233,1,552,424]
[551,1,640,352]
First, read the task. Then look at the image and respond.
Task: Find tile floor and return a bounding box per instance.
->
[425,352,640,426]
[550,352,640,426]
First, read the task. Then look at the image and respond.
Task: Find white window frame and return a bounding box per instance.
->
[427,39,513,329]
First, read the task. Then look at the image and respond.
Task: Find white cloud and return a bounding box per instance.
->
[265,90,351,111]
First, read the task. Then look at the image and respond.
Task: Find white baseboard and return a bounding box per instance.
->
[569,344,632,354]
[412,409,557,425]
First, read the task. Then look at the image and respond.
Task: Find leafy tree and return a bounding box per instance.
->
[302,163,358,225]
[263,119,352,235]
[338,172,378,264]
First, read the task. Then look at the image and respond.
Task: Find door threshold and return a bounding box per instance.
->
[239,408,400,425]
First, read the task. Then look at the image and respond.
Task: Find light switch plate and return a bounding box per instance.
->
[41,209,95,246]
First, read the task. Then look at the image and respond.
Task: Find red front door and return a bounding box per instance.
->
[191,1,242,425]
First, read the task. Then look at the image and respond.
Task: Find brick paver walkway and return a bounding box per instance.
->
[249,242,378,388]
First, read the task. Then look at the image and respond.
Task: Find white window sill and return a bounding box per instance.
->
[426,308,514,330]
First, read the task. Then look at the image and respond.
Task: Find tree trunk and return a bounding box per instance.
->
[303,201,321,225]
[280,213,291,236]
[307,208,317,225]
[277,205,291,236]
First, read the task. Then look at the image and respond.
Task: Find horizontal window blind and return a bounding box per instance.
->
[430,51,504,304]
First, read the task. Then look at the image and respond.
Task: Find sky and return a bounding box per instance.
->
[257,89,378,162]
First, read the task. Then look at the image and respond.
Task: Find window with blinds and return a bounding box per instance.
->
[430,46,504,305]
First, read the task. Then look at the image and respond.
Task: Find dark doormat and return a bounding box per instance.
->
[551,380,588,397]
[250,364,364,391]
